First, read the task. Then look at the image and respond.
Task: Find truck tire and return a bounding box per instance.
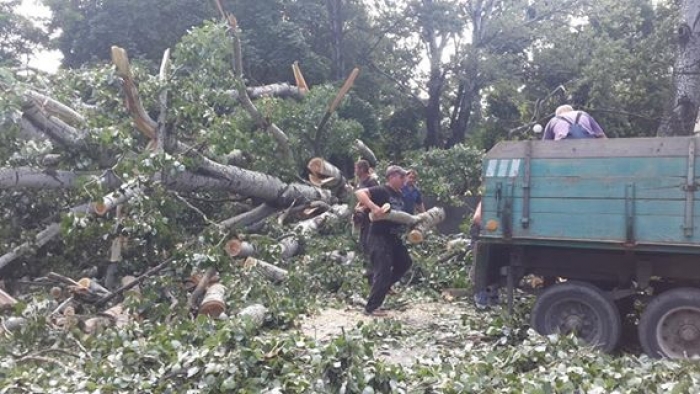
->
[638,287,700,359]
[531,281,621,353]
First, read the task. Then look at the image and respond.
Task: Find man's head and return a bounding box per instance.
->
[555,105,574,116]
[406,169,418,186]
[355,159,371,178]
[385,165,407,190]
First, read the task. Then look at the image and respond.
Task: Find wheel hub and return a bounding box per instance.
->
[679,324,699,342]
[657,307,700,358]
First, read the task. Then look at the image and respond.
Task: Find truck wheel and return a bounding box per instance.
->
[638,287,700,359]
[531,281,621,353]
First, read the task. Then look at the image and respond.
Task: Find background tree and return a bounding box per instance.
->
[657,0,700,136]
[0,0,48,69]
[44,0,216,68]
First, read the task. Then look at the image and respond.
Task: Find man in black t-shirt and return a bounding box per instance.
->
[355,165,413,316]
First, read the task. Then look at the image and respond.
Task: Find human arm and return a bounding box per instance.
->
[355,188,385,219]
[586,114,606,138]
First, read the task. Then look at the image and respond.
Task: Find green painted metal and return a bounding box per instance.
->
[480,136,700,253]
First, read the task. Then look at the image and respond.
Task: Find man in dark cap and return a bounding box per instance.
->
[355,165,413,316]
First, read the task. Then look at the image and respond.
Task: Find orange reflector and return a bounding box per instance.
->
[485,220,499,232]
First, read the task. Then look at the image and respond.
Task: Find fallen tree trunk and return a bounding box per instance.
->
[244,257,288,282]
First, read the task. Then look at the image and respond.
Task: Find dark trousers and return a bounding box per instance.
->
[365,234,413,313]
[359,223,373,284]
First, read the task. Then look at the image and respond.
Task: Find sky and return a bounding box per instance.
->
[17,0,62,73]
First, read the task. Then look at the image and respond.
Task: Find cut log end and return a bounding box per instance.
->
[93,201,109,216]
[408,230,424,244]
[199,283,227,317]
[307,157,325,175]
[225,239,243,257]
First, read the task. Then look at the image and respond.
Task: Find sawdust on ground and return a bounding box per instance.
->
[299,300,484,367]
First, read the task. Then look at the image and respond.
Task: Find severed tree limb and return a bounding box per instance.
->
[0,224,61,272]
[277,204,351,260]
[353,139,378,167]
[21,105,86,150]
[23,90,86,126]
[225,15,292,160]
[292,62,309,93]
[314,68,360,155]
[111,46,157,140]
[156,48,172,153]
[225,83,307,101]
[92,180,142,216]
[219,203,278,230]
[244,257,288,282]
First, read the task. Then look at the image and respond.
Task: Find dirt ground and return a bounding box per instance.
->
[299,298,486,367]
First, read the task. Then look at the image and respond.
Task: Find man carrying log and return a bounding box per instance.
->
[353,159,379,284]
[355,165,413,317]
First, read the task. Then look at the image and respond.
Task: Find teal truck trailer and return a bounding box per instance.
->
[473,136,700,358]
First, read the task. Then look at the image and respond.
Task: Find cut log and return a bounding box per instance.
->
[1,317,27,334]
[369,206,445,243]
[294,204,351,235]
[75,277,111,297]
[199,283,227,317]
[82,303,129,334]
[237,304,267,328]
[93,181,142,216]
[278,236,300,260]
[225,239,256,258]
[0,289,17,308]
[187,267,217,311]
[407,207,446,244]
[244,257,288,282]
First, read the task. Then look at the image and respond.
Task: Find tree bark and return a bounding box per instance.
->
[353,139,378,167]
[657,0,700,136]
[244,257,288,282]
[225,83,307,101]
[326,0,345,80]
[237,303,267,328]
